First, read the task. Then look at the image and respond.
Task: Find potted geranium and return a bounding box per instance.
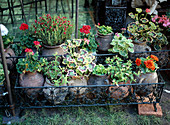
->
[134,54,159,96]
[42,55,68,104]
[95,23,113,53]
[106,56,138,100]
[32,14,74,57]
[61,40,96,96]
[16,42,45,97]
[19,23,38,53]
[0,24,16,69]
[127,8,167,52]
[108,33,134,58]
[79,25,99,53]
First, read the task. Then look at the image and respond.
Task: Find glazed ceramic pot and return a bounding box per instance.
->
[0,48,16,69]
[134,72,158,96]
[108,80,130,100]
[95,32,113,53]
[43,78,68,105]
[19,72,44,97]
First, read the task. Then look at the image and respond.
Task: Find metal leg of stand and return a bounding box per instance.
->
[35,0,38,20]
[19,0,27,24]
[56,0,58,12]
[0,29,15,116]
[71,0,74,18]
[45,0,47,13]
[61,0,65,14]
[75,0,79,38]
[7,0,14,24]
[153,102,157,112]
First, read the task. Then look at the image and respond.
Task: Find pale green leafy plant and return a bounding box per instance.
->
[108,33,134,58]
[92,64,107,75]
[106,56,139,86]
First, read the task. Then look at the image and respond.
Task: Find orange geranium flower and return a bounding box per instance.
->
[135,58,141,66]
[144,60,155,70]
[150,55,159,61]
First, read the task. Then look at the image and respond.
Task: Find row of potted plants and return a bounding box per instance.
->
[0,8,168,104]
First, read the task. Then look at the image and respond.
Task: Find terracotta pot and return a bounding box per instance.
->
[87,74,109,86]
[0,48,16,69]
[134,72,158,96]
[42,44,64,61]
[43,78,68,105]
[68,77,87,97]
[130,40,151,59]
[108,80,130,100]
[19,72,44,97]
[95,32,113,53]
[87,74,109,99]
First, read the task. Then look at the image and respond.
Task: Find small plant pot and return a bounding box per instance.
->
[68,77,87,97]
[19,71,44,97]
[87,74,109,99]
[0,48,16,69]
[95,32,113,53]
[43,78,68,105]
[108,81,130,100]
[134,72,158,96]
[42,44,64,61]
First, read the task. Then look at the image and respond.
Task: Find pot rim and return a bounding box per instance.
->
[43,44,63,49]
[97,31,113,36]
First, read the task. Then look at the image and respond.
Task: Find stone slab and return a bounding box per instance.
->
[138,103,163,117]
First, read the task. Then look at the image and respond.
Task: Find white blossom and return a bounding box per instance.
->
[0,24,8,36]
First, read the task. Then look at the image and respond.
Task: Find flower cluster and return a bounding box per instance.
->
[33,14,73,46]
[19,23,29,30]
[152,15,170,28]
[135,55,159,73]
[80,25,91,34]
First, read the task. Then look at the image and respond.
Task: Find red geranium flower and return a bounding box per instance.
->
[19,23,29,30]
[33,41,40,45]
[135,58,141,66]
[98,23,100,26]
[25,48,33,53]
[146,8,150,13]
[80,25,91,34]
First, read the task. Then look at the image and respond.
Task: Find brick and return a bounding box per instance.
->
[138,103,163,117]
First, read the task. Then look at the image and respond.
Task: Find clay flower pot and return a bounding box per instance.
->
[108,80,130,100]
[95,32,113,53]
[68,77,87,97]
[134,72,158,96]
[42,44,64,61]
[43,78,68,104]
[19,71,44,97]
[0,48,16,69]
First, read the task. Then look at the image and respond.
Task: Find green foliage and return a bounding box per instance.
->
[0,63,9,84]
[2,34,13,49]
[108,33,134,58]
[96,25,113,35]
[16,49,46,74]
[19,30,37,49]
[42,56,67,86]
[127,8,168,50]
[32,14,74,46]
[92,64,107,75]
[61,40,96,79]
[106,56,138,85]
